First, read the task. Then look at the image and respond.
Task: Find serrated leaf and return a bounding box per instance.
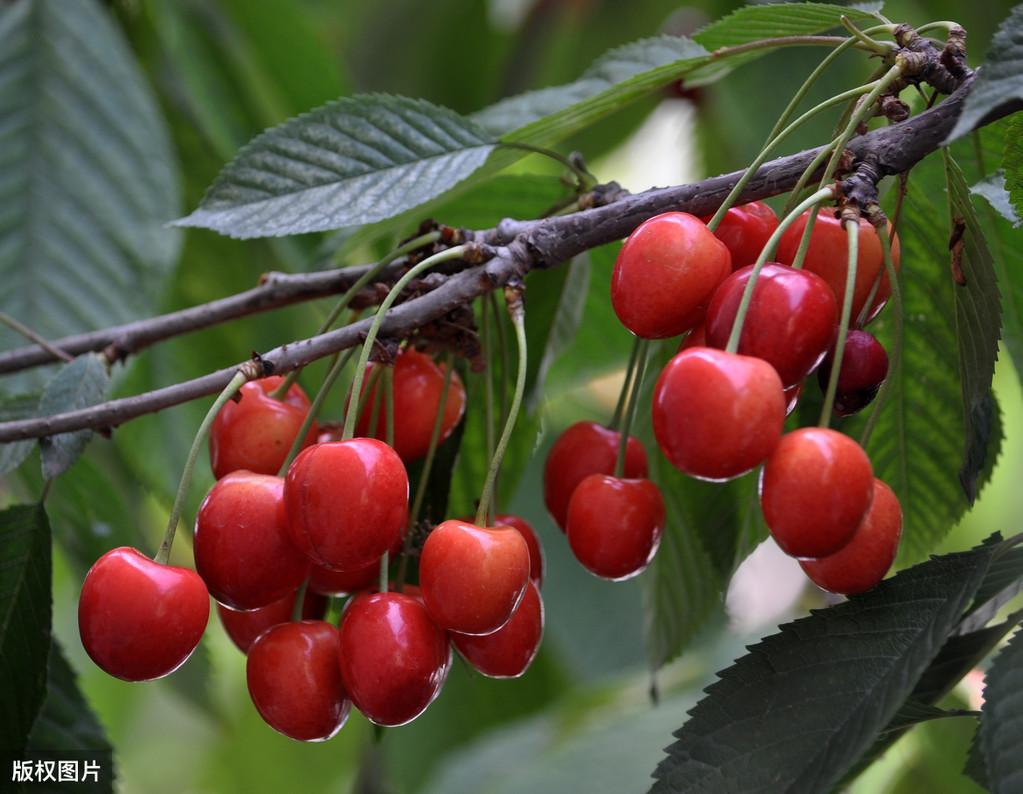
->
[650,540,997,794]
[0,394,39,476]
[879,701,978,735]
[1005,116,1023,222]
[972,170,1021,226]
[975,626,1023,792]
[37,355,110,480]
[959,543,1023,635]
[0,505,52,753]
[965,728,990,791]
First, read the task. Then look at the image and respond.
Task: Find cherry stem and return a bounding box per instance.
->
[408,356,455,530]
[498,142,596,190]
[290,579,309,622]
[614,339,649,479]
[818,218,861,427]
[361,365,386,438]
[839,16,896,56]
[155,369,249,565]
[383,366,396,449]
[725,187,836,354]
[489,290,510,433]
[474,291,527,527]
[610,336,642,432]
[481,296,496,481]
[0,313,73,363]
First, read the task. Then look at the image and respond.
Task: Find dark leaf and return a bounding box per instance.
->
[971,170,1021,227]
[37,355,111,480]
[879,701,979,735]
[959,542,1023,635]
[975,626,1023,792]
[1004,116,1023,223]
[0,394,39,476]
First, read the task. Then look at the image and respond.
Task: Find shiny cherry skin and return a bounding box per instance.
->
[611,212,732,338]
[800,478,902,594]
[284,438,408,571]
[761,428,874,558]
[79,547,209,681]
[209,376,317,479]
[194,472,308,610]
[419,520,531,635]
[776,210,901,324]
[355,349,467,462]
[817,330,889,416]
[701,200,779,270]
[218,589,327,654]
[493,514,544,588]
[247,620,350,741]
[452,581,544,678]
[543,421,648,531]
[704,263,838,387]
[652,348,785,481]
[308,560,378,596]
[338,592,451,726]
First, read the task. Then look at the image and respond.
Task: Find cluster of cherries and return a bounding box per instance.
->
[78,349,547,741]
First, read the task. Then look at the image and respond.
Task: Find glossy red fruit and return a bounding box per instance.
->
[652,348,785,481]
[701,200,779,270]
[308,560,379,596]
[284,438,408,571]
[247,621,350,741]
[761,428,874,558]
[194,472,308,610]
[566,475,665,580]
[419,520,530,635]
[493,514,544,587]
[611,212,731,338]
[817,330,889,416]
[79,547,209,681]
[678,324,706,353]
[704,263,838,387]
[209,376,317,479]
[452,581,544,678]
[218,589,328,654]
[543,421,648,531]
[800,479,902,594]
[339,592,450,726]
[776,209,901,324]
[355,349,467,462]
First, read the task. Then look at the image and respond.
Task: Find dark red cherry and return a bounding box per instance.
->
[701,200,779,270]
[678,324,706,353]
[817,330,889,416]
[308,560,379,596]
[218,589,328,654]
[493,514,544,588]
[451,581,544,678]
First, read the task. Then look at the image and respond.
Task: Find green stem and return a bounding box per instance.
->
[781,144,838,217]
[384,366,395,449]
[362,365,385,436]
[290,578,309,622]
[859,226,902,447]
[610,337,642,431]
[498,142,596,189]
[379,551,389,593]
[408,357,455,530]
[915,21,960,36]
[481,296,496,473]
[614,340,649,478]
[489,290,510,429]
[839,16,896,56]
[818,217,861,426]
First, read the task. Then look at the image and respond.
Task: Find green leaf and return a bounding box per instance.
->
[650,539,998,794]
[0,505,51,753]
[0,394,39,476]
[175,94,498,238]
[1005,116,1023,222]
[879,701,979,735]
[36,355,111,480]
[972,171,1021,227]
[974,626,1023,792]
[960,543,1023,634]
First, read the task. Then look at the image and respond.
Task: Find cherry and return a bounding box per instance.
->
[760,428,874,558]
[194,471,309,610]
[493,514,544,587]
[338,592,451,726]
[452,581,544,678]
[284,438,408,571]
[817,330,889,416]
[678,324,706,353]
[218,589,327,654]
[543,421,648,531]
[419,520,530,635]
[652,348,785,481]
[355,349,466,461]
[566,475,664,580]
[800,478,902,594]
[78,547,209,681]
[308,560,379,596]
[701,200,779,270]
[246,620,350,741]
[704,263,837,387]
[775,209,901,324]
[209,376,317,479]
[611,212,731,338]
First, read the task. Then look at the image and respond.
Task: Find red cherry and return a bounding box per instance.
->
[355,349,466,461]
[209,376,317,479]
[800,478,902,594]
[218,589,328,654]
[419,520,530,635]
[338,592,450,726]
[701,200,779,270]
[611,212,731,338]
[452,581,544,678]
[194,472,308,610]
[704,263,837,387]
[776,209,901,324]
[493,514,544,587]
[760,428,874,558]
[284,438,408,571]
[652,348,785,481]
[566,475,665,580]
[543,421,648,531]
[247,620,350,741]
[678,324,706,353]
[308,560,379,596]
[78,547,209,681]
[817,330,889,416]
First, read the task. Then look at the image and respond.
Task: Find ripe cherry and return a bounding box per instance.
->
[452,581,544,678]
[543,421,648,532]
[652,348,785,481]
[247,620,350,741]
[817,330,889,416]
[566,475,664,580]
[209,376,317,479]
[800,478,902,594]
[339,592,450,726]
[493,514,544,587]
[308,560,379,596]
[218,589,328,654]
[419,520,530,635]
[79,547,209,681]
[194,472,308,610]
[678,324,706,353]
[355,349,466,461]
[702,200,779,270]
[284,438,408,571]
[704,263,837,387]
[611,212,731,338]
[760,428,874,558]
